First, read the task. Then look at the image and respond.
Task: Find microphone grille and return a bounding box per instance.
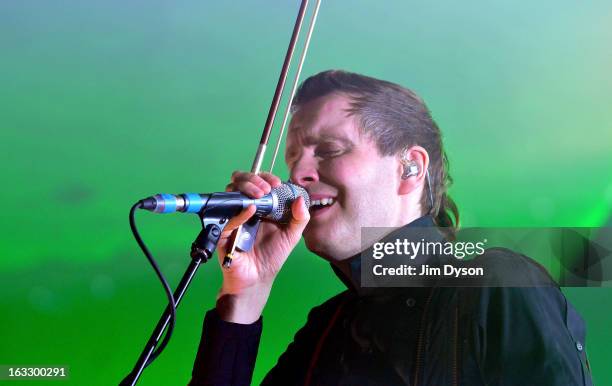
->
[269,182,311,223]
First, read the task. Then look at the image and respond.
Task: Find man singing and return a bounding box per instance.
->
[190,70,592,385]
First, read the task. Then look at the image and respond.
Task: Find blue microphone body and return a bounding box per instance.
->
[138,182,309,223]
[141,192,274,216]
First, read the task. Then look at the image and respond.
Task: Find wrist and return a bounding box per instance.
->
[216,282,272,324]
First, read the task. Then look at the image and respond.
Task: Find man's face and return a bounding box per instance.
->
[286,93,404,261]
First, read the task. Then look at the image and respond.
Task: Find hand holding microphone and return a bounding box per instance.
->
[216,171,310,324]
[137,172,309,324]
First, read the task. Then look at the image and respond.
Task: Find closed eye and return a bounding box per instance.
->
[315,142,351,159]
[315,149,343,158]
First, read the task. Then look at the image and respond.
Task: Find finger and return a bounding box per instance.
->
[258,172,282,188]
[227,179,268,196]
[234,181,265,198]
[287,196,310,232]
[223,204,257,233]
[230,170,247,182]
[233,173,272,195]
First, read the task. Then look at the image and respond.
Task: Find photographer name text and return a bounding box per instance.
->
[373,264,484,277]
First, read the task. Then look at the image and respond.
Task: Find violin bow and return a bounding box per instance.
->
[223,0,322,268]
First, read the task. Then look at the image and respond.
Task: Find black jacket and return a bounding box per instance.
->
[191,217,593,386]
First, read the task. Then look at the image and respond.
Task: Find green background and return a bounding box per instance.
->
[1,0,611,384]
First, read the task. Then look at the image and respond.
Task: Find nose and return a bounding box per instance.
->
[289,153,319,186]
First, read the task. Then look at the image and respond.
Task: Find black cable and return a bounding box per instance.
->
[129,202,176,368]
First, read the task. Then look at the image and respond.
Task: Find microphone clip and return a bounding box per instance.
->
[190,214,229,262]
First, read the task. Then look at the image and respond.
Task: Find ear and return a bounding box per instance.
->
[397,145,429,195]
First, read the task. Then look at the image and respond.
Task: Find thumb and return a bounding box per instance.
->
[287,196,310,233]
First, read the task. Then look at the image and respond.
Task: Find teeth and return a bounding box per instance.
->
[312,198,334,207]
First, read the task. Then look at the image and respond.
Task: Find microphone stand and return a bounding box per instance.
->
[120,213,228,386]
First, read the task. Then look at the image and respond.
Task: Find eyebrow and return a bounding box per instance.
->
[288,129,353,146]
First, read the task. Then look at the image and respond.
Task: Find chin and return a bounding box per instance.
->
[303,227,358,261]
[303,228,333,259]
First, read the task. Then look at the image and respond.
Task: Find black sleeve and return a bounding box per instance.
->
[261,293,347,386]
[473,285,593,386]
[190,309,263,386]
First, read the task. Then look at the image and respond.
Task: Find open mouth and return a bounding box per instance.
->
[309,197,336,216]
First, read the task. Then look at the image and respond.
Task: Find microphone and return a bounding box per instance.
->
[138,182,310,223]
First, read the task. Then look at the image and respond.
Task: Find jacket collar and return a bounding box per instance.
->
[330,215,444,293]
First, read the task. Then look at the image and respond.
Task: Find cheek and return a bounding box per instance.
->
[320,155,380,187]
[322,157,397,214]
[307,160,398,247]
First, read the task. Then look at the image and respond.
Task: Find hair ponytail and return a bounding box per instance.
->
[434,193,459,240]
[429,150,459,239]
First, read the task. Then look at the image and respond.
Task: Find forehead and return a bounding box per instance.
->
[286,93,361,148]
